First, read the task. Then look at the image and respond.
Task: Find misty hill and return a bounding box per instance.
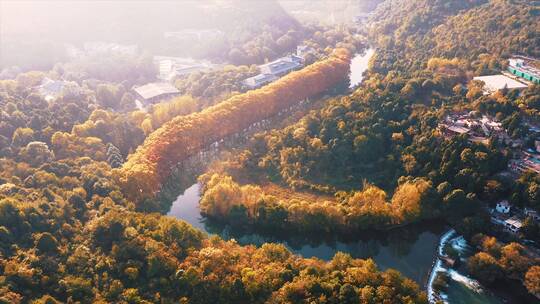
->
[368,0,539,74]
[0,0,301,70]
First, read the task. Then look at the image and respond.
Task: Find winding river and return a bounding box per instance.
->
[167,184,443,286]
[165,51,528,303]
[167,184,533,303]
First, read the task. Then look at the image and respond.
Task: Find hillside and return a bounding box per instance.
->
[116,50,351,203]
[368,0,539,74]
[1,0,540,303]
[1,0,302,70]
[197,1,540,299]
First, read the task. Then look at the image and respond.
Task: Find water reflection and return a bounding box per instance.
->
[349,48,374,88]
[167,183,445,285]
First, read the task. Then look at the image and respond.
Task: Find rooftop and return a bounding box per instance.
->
[260,55,303,75]
[446,125,470,134]
[497,200,510,207]
[243,73,278,88]
[473,75,528,92]
[134,82,179,100]
[509,57,540,77]
[505,216,523,229]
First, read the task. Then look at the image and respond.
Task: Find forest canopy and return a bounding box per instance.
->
[116,49,352,203]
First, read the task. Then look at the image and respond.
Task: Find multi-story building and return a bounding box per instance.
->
[242,54,304,90]
[259,55,303,77]
[508,57,540,84]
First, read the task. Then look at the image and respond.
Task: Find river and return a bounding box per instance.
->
[167,184,532,304]
[165,50,519,303]
[428,230,536,304]
[350,48,375,88]
[167,184,443,285]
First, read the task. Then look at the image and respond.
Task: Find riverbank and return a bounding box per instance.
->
[426,229,537,304]
[167,183,537,304]
[167,183,445,285]
[426,229,503,303]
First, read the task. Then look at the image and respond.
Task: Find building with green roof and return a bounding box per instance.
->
[508,57,540,84]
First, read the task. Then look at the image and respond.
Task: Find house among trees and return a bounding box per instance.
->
[242,73,278,89]
[259,55,303,76]
[509,148,540,174]
[36,78,82,101]
[154,56,214,81]
[508,56,540,84]
[504,216,523,234]
[496,200,511,214]
[525,208,540,221]
[473,75,528,94]
[242,54,304,89]
[133,82,180,106]
[439,112,505,145]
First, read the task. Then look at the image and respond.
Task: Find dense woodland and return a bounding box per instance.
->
[0,47,426,304]
[116,49,351,204]
[1,0,540,302]
[195,0,540,297]
[467,234,540,296]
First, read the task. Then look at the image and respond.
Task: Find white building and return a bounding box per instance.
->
[154,56,213,81]
[259,55,303,76]
[495,200,511,214]
[241,54,304,90]
[242,73,278,89]
[504,216,523,234]
[473,75,528,94]
[133,82,180,106]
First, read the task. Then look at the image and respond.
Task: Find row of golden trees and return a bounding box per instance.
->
[198,173,433,232]
[116,49,352,202]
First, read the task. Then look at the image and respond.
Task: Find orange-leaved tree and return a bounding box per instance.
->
[115,49,351,203]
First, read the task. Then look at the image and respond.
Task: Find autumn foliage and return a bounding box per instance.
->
[116,49,351,202]
[198,173,434,231]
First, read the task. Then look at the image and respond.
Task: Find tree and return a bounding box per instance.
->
[339,283,359,304]
[59,276,93,302]
[468,252,503,284]
[0,199,23,232]
[499,243,531,278]
[117,49,352,203]
[31,295,61,304]
[522,217,540,243]
[19,141,54,167]
[35,232,59,254]
[432,272,449,292]
[276,35,295,52]
[228,48,245,65]
[11,127,34,147]
[106,143,124,168]
[525,266,540,298]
